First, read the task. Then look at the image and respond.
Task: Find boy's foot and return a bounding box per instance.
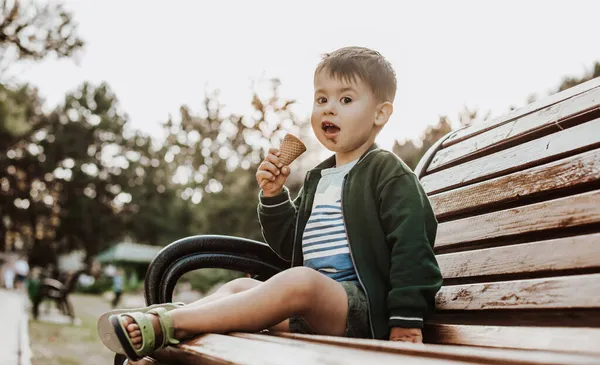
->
[121,313,163,349]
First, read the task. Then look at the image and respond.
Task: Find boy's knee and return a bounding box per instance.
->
[281,267,322,309]
[225,277,260,293]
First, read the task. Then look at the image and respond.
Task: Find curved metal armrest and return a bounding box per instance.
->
[144,235,289,305]
[413,129,460,179]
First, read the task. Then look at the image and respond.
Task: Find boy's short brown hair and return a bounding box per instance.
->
[315,46,397,103]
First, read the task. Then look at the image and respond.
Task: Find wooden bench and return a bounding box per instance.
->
[122,77,600,365]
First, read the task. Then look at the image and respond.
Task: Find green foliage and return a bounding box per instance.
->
[393,117,453,170]
[0,83,43,146]
[0,82,134,265]
[557,62,600,92]
[0,84,32,137]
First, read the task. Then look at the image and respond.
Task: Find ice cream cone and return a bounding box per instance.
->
[278,134,306,166]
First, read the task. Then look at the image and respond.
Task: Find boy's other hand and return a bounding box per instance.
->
[389,327,423,343]
[256,148,291,197]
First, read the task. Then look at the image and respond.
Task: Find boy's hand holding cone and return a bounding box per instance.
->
[256,134,306,197]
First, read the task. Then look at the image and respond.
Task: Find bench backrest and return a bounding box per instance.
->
[415,77,600,354]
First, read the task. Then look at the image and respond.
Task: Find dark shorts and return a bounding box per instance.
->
[15,274,27,283]
[288,281,370,338]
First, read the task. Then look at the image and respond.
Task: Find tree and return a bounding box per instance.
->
[0,82,47,252]
[392,116,455,171]
[0,0,84,153]
[0,0,85,258]
[1,82,136,265]
[0,76,313,264]
[46,83,131,262]
[0,0,84,77]
[141,79,311,244]
[557,62,600,92]
[118,131,198,247]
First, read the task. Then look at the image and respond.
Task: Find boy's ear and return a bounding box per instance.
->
[374,101,393,128]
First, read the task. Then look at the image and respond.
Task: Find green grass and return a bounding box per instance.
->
[28,293,131,365]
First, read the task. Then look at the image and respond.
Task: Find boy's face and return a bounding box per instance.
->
[312,71,379,157]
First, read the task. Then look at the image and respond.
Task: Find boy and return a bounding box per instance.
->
[101,46,442,361]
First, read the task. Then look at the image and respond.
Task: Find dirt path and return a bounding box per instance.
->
[28,293,144,365]
[28,288,203,364]
[0,289,30,365]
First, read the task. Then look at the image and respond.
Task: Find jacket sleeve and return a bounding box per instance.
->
[378,173,442,329]
[257,186,302,262]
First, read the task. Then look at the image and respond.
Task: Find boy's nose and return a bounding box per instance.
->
[323,102,336,115]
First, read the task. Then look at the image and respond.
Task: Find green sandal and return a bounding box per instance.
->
[97,302,183,355]
[109,307,179,361]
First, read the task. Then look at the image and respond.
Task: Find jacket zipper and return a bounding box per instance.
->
[341,174,375,339]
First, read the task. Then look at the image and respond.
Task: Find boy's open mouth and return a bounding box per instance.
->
[321,121,340,137]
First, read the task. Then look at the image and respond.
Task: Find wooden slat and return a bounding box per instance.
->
[421,117,600,194]
[436,274,600,310]
[442,77,600,148]
[141,331,600,365]
[437,233,600,279]
[254,332,600,365]
[436,190,600,248]
[429,86,600,172]
[429,309,600,328]
[171,333,478,365]
[430,148,600,219]
[426,324,600,354]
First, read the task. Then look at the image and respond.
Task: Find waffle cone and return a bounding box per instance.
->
[279,134,306,166]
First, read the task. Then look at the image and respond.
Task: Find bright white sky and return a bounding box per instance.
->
[13,0,600,151]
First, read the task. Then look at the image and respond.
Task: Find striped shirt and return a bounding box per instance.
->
[302,159,358,282]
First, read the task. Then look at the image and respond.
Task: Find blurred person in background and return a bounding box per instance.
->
[2,254,15,289]
[27,267,43,320]
[112,267,124,308]
[14,254,30,290]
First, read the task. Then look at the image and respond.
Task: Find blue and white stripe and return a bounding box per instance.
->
[302,198,357,282]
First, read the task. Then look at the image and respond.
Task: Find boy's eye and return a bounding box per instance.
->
[316,97,327,104]
[341,97,352,104]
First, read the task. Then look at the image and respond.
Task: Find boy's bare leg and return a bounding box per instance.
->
[181,277,290,332]
[122,267,348,348]
[183,277,262,308]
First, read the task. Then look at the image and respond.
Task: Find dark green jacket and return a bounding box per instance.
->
[257,144,442,340]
